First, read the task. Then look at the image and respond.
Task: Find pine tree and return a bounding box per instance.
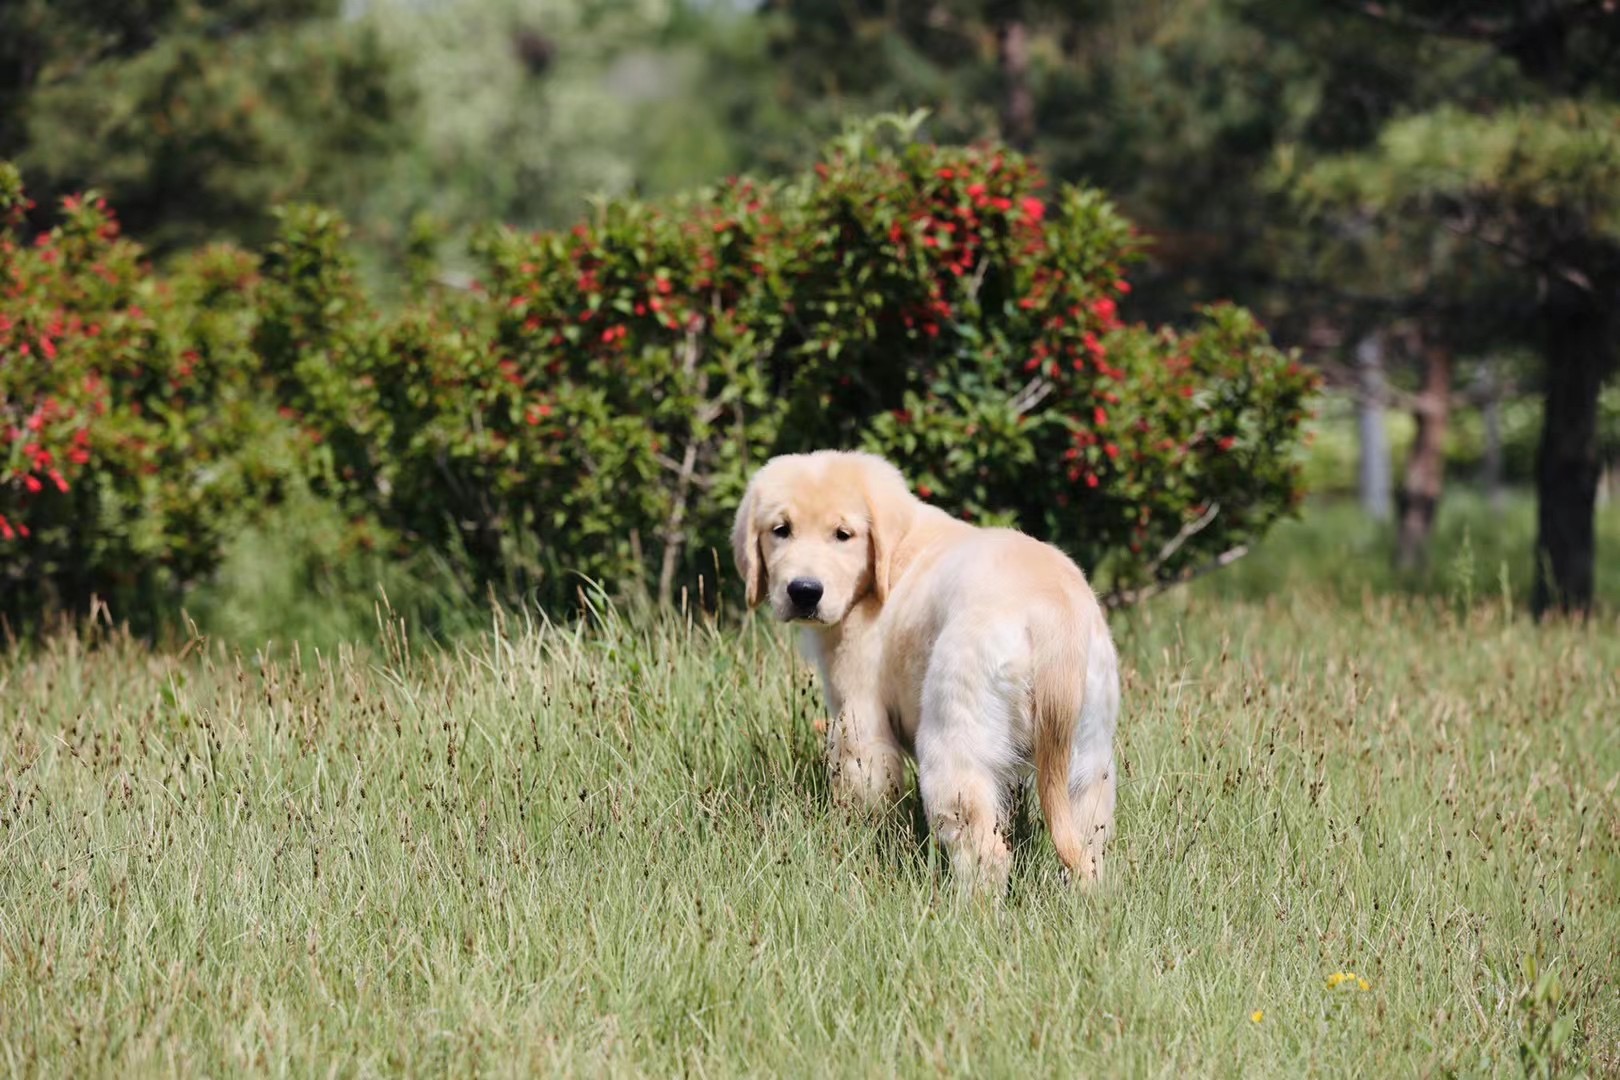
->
[1289,1,1620,616]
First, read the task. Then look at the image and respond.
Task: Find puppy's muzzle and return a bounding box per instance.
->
[787,577,824,619]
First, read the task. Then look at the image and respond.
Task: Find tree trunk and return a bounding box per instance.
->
[1396,336,1452,572]
[1478,362,1505,516]
[994,11,1035,150]
[1532,287,1610,619]
[1356,333,1393,522]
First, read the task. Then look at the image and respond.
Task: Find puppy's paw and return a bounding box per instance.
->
[1057,853,1102,891]
[827,745,906,812]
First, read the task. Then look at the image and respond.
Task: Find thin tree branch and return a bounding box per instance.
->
[1441,218,1595,293]
[1314,357,1420,410]
[1009,375,1053,416]
[1153,501,1222,570]
[1327,0,1605,46]
[1102,545,1251,610]
[657,329,714,607]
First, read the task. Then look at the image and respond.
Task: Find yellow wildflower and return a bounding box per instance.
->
[1250,1010,1264,1024]
[1325,970,1372,992]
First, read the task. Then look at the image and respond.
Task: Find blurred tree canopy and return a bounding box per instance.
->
[1,0,414,251]
[358,0,791,266]
[0,0,789,261]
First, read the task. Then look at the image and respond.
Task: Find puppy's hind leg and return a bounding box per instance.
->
[1067,756,1115,887]
[916,635,1022,896]
[918,757,1011,896]
[1067,630,1120,886]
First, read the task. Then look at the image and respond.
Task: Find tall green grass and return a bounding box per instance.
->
[1201,488,1620,611]
[173,484,1616,656]
[3,588,1615,1075]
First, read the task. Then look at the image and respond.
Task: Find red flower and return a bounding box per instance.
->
[1217,436,1236,451]
[1093,406,1108,427]
[1020,197,1045,223]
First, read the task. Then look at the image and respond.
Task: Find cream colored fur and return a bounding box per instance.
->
[733,450,1120,894]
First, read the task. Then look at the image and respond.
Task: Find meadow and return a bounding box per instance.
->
[3,495,1618,1076]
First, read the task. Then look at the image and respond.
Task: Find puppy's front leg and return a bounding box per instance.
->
[803,613,904,811]
[825,700,906,811]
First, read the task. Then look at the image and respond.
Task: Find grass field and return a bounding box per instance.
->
[3,579,1617,1076]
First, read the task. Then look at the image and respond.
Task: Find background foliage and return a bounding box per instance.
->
[2,0,1618,632]
[0,164,287,622]
[1,126,1315,625]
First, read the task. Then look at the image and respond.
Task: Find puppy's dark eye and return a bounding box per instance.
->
[834,527,854,542]
[772,522,792,539]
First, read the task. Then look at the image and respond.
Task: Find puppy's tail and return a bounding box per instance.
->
[1031,603,1089,876]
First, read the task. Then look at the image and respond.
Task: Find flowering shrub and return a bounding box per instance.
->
[272,120,1317,609]
[0,164,277,625]
[2,122,1317,624]
[782,136,1315,589]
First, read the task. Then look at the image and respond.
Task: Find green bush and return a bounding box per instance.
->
[269,119,1317,608]
[0,164,283,627]
[3,121,1319,625]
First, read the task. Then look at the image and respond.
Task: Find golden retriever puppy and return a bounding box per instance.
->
[733,450,1120,892]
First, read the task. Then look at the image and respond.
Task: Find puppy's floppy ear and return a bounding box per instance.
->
[731,481,767,608]
[860,457,917,603]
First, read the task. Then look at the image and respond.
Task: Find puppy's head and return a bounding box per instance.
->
[732,451,915,625]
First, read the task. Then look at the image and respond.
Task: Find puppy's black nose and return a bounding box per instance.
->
[787,578,824,611]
